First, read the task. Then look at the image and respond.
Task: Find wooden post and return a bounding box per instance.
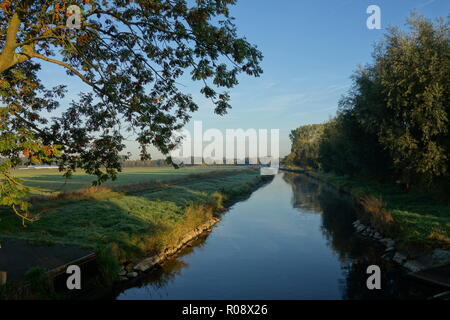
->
[0,271,7,285]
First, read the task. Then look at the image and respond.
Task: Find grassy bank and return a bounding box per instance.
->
[0,167,267,287]
[283,167,450,251]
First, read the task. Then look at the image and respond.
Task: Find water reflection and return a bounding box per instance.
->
[114,172,439,300]
[283,173,324,213]
[285,173,439,299]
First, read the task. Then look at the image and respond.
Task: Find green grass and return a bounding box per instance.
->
[12,166,243,195]
[313,171,450,250]
[0,167,265,262]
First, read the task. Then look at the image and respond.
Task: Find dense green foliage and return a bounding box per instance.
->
[319,111,391,179]
[285,124,324,170]
[288,14,450,192]
[0,0,262,220]
[284,14,450,248]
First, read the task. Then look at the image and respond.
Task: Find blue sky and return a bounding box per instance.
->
[39,0,450,158]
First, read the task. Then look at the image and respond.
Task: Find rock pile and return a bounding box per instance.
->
[352,220,427,273]
[116,217,220,282]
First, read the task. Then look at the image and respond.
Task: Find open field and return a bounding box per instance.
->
[0,167,266,264]
[12,166,244,195]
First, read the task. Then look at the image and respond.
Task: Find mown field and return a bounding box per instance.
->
[0,167,266,263]
[12,166,243,195]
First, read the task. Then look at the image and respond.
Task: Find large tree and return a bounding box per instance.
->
[0,0,262,222]
[373,14,450,187]
[320,14,449,189]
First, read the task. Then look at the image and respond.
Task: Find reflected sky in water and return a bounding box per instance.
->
[116,173,438,300]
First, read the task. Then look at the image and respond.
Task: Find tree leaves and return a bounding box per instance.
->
[318,14,450,189]
[0,0,262,221]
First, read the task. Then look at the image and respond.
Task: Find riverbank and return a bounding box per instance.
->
[112,172,445,300]
[281,168,450,273]
[0,168,270,299]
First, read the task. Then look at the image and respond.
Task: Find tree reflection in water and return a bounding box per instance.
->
[283,172,441,300]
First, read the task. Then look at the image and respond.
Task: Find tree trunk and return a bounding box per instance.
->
[0,12,29,73]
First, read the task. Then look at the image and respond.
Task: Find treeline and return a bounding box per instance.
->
[122,159,170,167]
[285,15,450,191]
[121,158,258,167]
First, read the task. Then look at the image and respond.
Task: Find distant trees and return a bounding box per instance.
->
[287,14,450,191]
[122,159,169,168]
[286,124,324,170]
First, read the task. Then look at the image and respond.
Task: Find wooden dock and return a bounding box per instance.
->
[47,252,97,277]
[0,238,95,282]
[409,263,450,288]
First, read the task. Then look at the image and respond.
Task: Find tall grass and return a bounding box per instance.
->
[315,171,450,249]
[359,195,394,234]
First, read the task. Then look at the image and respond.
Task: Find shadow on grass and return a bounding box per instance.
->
[0,169,266,287]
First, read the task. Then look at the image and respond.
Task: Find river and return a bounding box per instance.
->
[114,172,437,300]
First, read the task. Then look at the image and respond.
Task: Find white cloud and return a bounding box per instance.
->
[293,106,337,117]
[241,82,350,114]
[417,0,436,8]
[244,93,308,112]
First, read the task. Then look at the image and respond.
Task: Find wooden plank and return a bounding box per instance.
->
[46,252,97,277]
[0,238,94,282]
[428,290,450,300]
[409,264,450,288]
[0,271,6,285]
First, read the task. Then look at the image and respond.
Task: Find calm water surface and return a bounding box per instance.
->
[116,172,435,300]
